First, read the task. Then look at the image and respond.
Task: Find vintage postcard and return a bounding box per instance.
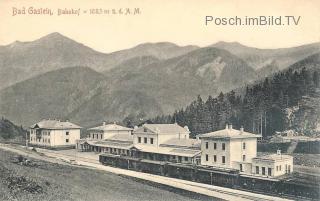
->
[0,0,319,200]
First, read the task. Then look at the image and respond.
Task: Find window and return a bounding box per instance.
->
[243,142,246,150]
[66,131,69,135]
[96,134,99,139]
[222,156,225,164]
[66,139,69,143]
[214,143,217,150]
[242,155,246,161]
[288,165,291,173]
[101,134,103,139]
[178,156,182,162]
[240,164,243,172]
[268,168,272,176]
[144,137,147,143]
[138,137,141,143]
[48,139,50,143]
[92,134,94,139]
[262,167,266,175]
[205,154,209,161]
[256,166,259,174]
[279,165,281,171]
[150,138,154,144]
[184,157,188,161]
[222,143,225,150]
[213,155,217,162]
[205,142,208,149]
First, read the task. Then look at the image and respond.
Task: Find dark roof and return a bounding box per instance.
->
[30,119,81,129]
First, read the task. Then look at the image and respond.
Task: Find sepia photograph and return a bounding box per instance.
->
[0,0,319,200]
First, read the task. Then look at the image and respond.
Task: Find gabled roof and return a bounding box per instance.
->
[160,138,201,149]
[30,119,81,129]
[88,123,133,131]
[198,125,261,139]
[106,134,133,142]
[253,154,293,162]
[132,144,201,157]
[88,140,133,150]
[136,123,189,134]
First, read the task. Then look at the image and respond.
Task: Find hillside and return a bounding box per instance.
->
[0,118,26,140]
[100,47,257,120]
[212,41,320,74]
[0,67,106,126]
[0,33,197,89]
[151,60,320,137]
[0,117,27,140]
[0,47,258,127]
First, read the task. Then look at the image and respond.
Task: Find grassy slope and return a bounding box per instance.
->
[0,149,215,201]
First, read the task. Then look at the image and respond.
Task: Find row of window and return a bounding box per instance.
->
[30,137,50,143]
[30,137,70,143]
[138,137,154,144]
[42,131,51,136]
[255,166,272,176]
[275,164,291,172]
[205,142,246,150]
[91,133,103,139]
[205,154,226,164]
[205,142,226,150]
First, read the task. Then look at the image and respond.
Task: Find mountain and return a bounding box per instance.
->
[288,52,320,71]
[0,47,257,127]
[212,41,320,73]
[0,67,106,126]
[151,60,320,137]
[100,47,257,117]
[0,33,109,89]
[0,33,198,89]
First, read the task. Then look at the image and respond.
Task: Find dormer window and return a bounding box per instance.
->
[144,128,148,132]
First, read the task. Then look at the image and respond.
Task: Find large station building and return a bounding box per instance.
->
[77,122,293,178]
[77,123,201,165]
[198,124,293,177]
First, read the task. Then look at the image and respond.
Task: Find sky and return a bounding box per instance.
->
[0,0,319,53]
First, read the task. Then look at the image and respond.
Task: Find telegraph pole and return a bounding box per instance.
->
[25,131,28,149]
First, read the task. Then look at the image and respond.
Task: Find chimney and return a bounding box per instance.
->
[103,121,106,126]
[229,124,233,130]
[240,126,244,134]
[225,124,228,129]
[184,126,189,132]
[277,149,281,155]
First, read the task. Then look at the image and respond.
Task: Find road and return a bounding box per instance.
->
[0,143,293,201]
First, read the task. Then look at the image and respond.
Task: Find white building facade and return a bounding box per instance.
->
[131,123,201,164]
[198,125,293,178]
[87,122,133,140]
[252,151,293,177]
[76,122,133,153]
[29,119,81,147]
